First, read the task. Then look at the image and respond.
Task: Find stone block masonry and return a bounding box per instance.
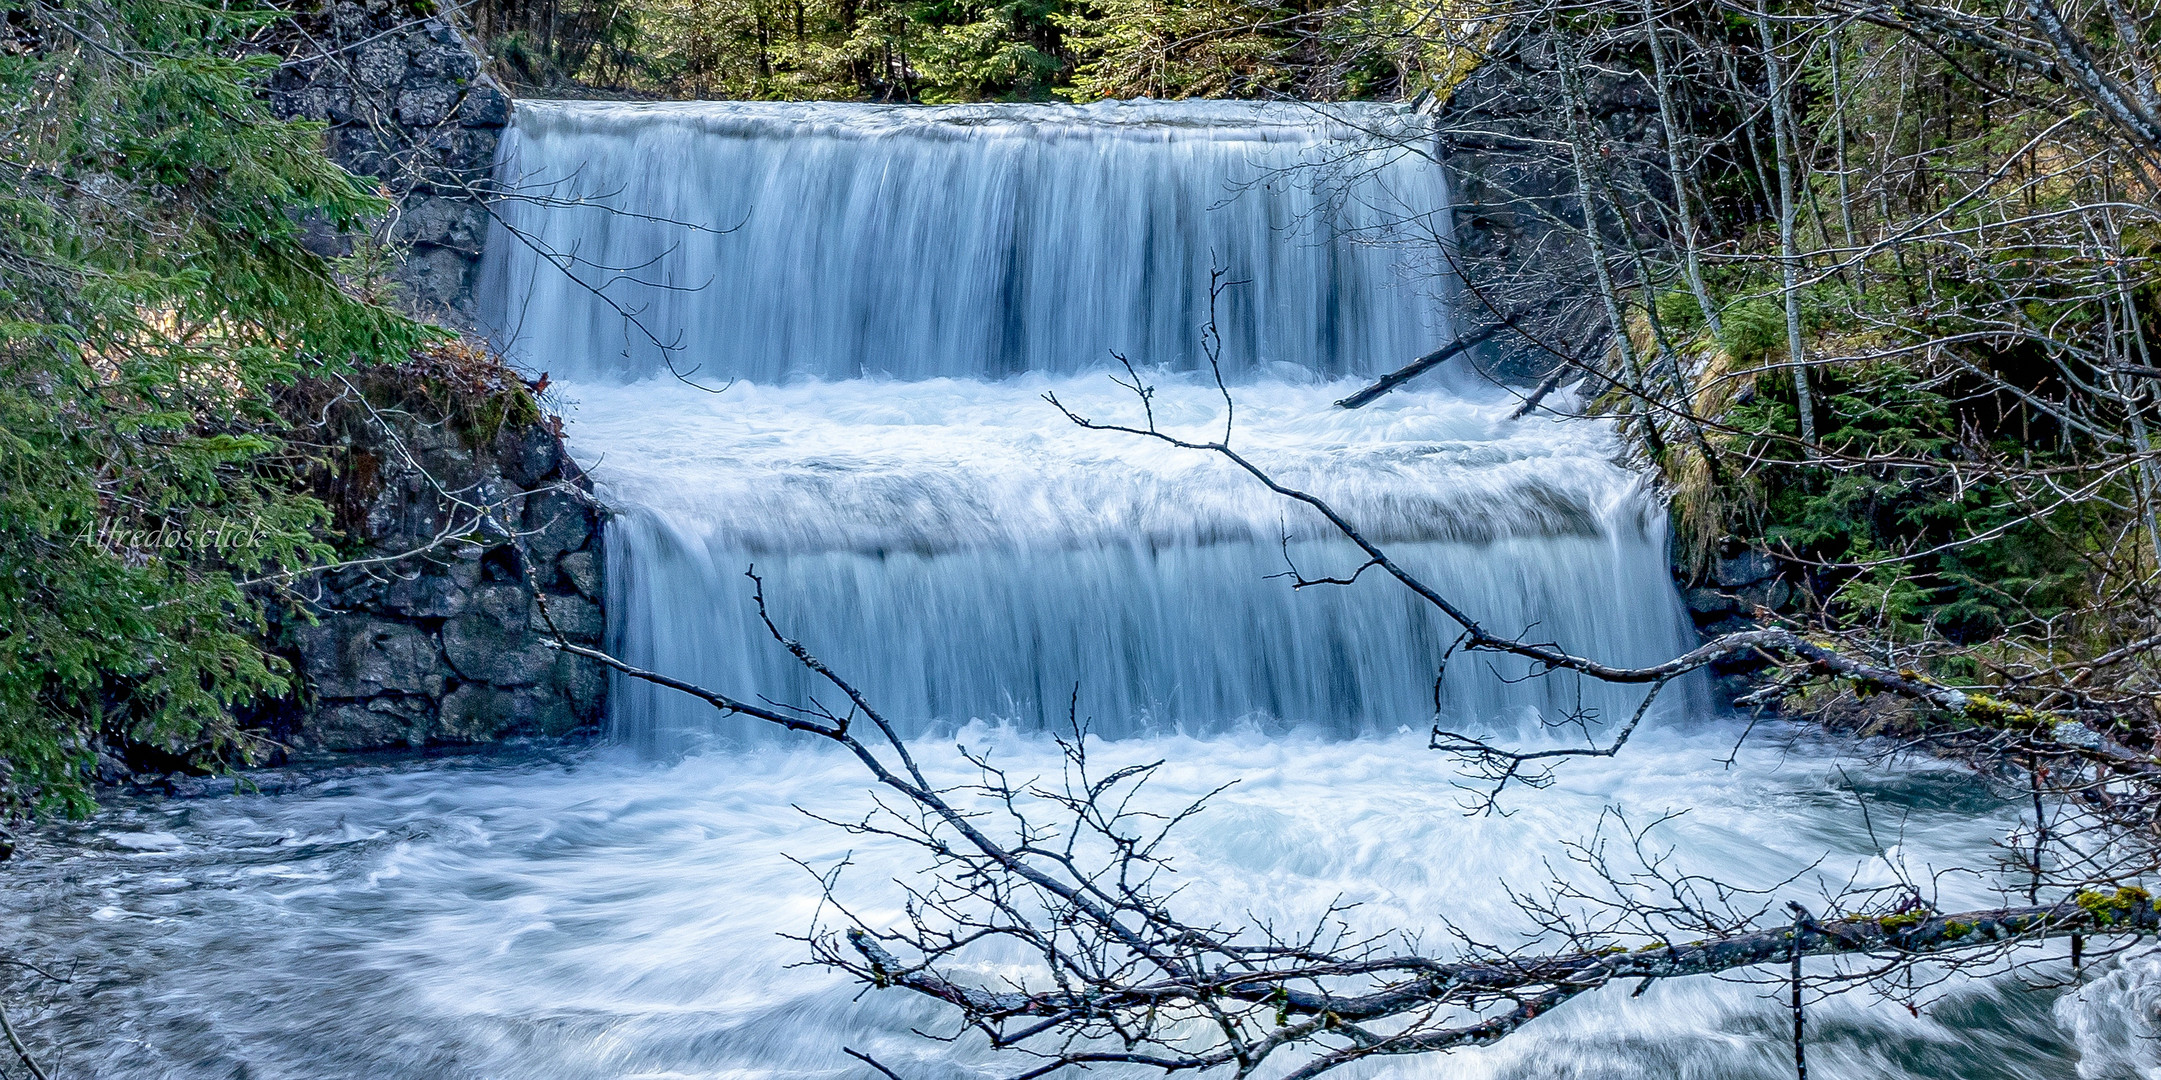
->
[271,0,512,328]
[262,4,612,752]
[276,386,609,751]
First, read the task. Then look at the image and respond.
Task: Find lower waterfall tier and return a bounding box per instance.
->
[559,372,1705,748]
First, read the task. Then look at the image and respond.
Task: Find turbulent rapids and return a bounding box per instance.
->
[0,100,2141,1079]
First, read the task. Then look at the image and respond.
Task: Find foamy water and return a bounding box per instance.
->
[0,727,2110,1079]
[561,372,1705,747]
[486,97,1703,747]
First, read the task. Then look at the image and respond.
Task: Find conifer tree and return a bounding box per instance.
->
[0,0,435,814]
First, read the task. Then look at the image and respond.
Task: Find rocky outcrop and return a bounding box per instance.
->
[1428,29,1669,382]
[1672,544,1799,701]
[270,0,512,327]
[1679,549,1792,633]
[1426,32,1798,695]
[274,360,607,752]
[262,9,610,753]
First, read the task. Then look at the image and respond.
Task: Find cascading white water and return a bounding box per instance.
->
[482,100,1451,382]
[0,733,2093,1080]
[576,375,1706,746]
[480,99,1706,748]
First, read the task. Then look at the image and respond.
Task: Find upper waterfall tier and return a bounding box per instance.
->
[479,100,1453,382]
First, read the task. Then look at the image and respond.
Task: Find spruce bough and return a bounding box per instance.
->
[0,0,436,814]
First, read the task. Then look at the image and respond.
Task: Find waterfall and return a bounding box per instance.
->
[478,100,1706,749]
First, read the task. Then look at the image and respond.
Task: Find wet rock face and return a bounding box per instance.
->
[1429,32,1782,695]
[282,405,609,753]
[1430,29,1669,383]
[270,1,511,328]
[260,8,608,753]
[1672,540,1804,704]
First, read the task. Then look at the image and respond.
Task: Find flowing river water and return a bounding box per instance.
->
[0,100,2153,1078]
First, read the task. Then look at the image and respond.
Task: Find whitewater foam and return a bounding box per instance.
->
[0,728,2074,1080]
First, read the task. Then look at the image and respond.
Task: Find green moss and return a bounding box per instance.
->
[357,341,547,452]
[1962,694,2049,728]
[2075,887,2152,925]
[1877,910,1930,933]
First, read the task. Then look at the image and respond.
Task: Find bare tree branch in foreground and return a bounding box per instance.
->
[540,565,2161,1079]
[0,956,73,1080]
[0,999,52,1080]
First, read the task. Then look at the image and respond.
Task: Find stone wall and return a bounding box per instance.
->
[264,4,611,753]
[277,378,608,752]
[270,0,511,328]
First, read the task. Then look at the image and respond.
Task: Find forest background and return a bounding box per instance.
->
[473,0,1465,103]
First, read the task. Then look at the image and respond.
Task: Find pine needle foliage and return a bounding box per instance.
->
[476,0,1482,100]
[0,0,435,814]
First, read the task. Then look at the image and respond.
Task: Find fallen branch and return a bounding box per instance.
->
[846,888,2157,1031]
[1334,317,1519,408]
